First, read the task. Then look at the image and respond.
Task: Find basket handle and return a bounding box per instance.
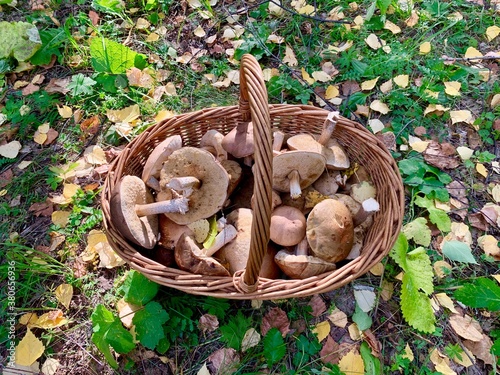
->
[237,54,273,291]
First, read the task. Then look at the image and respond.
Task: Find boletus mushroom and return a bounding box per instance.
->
[273,151,326,199]
[270,206,306,247]
[159,147,229,225]
[221,121,254,159]
[274,237,336,279]
[306,198,354,263]
[141,135,182,191]
[110,175,189,249]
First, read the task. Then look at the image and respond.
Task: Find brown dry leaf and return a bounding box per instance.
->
[342,81,361,95]
[468,212,489,231]
[327,308,348,328]
[423,141,459,169]
[380,279,394,301]
[449,314,483,341]
[241,328,261,352]
[127,67,154,88]
[429,349,457,375]
[0,141,22,159]
[309,294,327,317]
[198,314,219,333]
[464,335,494,365]
[355,105,370,117]
[362,329,381,357]
[312,320,331,342]
[338,349,364,375]
[447,180,469,220]
[32,310,68,329]
[54,284,73,309]
[319,335,341,364]
[15,328,45,366]
[208,348,240,375]
[43,128,59,145]
[480,203,500,226]
[261,307,290,337]
[405,10,419,27]
[380,79,393,93]
[29,200,53,217]
[88,10,99,25]
[283,45,298,66]
[477,235,500,260]
[80,115,100,136]
[45,77,70,94]
[369,262,384,276]
[22,83,40,96]
[49,231,65,252]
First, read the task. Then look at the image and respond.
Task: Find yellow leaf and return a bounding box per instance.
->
[106,104,141,123]
[434,293,458,314]
[486,25,500,41]
[41,358,61,375]
[380,279,394,301]
[193,25,206,37]
[327,308,348,328]
[410,141,430,153]
[361,77,379,91]
[384,20,401,34]
[312,320,331,342]
[493,275,500,283]
[444,81,461,96]
[434,260,452,278]
[365,33,385,50]
[136,17,150,29]
[369,100,390,114]
[63,183,80,200]
[165,82,177,96]
[34,131,48,145]
[0,140,22,158]
[424,89,440,99]
[57,105,73,119]
[38,123,50,134]
[154,109,176,122]
[146,32,159,42]
[348,323,361,340]
[450,110,474,125]
[393,74,409,88]
[402,343,414,361]
[419,41,431,54]
[492,184,500,203]
[116,298,141,328]
[18,160,33,169]
[380,79,393,93]
[490,94,500,108]
[283,45,298,66]
[311,70,332,82]
[51,211,71,228]
[424,104,450,116]
[298,4,315,15]
[83,145,107,165]
[465,47,483,58]
[456,146,474,160]
[368,119,385,134]
[55,284,73,309]
[430,349,457,375]
[369,262,384,276]
[477,235,500,259]
[15,328,45,366]
[32,310,68,329]
[19,312,39,327]
[325,85,339,99]
[301,68,315,85]
[241,327,261,352]
[338,349,365,375]
[476,163,488,178]
[262,68,279,81]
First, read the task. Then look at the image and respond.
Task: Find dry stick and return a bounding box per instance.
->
[441,55,500,62]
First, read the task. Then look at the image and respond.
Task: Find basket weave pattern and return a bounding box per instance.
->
[102,55,405,299]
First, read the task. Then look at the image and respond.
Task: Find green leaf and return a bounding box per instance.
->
[360,341,382,375]
[92,0,125,14]
[389,232,409,270]
[67,73,96,97]
[0,21,42,62]
[133,301,169,350]
[402,218,431,247]
[203,215,218,249]
[121,270,159,305]
[293,334,321,367]
[90,37,146,74]
[400,273,436,333]
[377,0,392,14]
[263,328,286,367]
[442,241,477,264]
[454,278,500,311]
[414,196,451,232]
[492,338,500,356]
[30,28,66,66]
[219,311,251,351]
[406,247,434,295]
[352,304,372,331]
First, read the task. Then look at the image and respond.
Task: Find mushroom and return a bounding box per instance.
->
[221,121,254,159]
[158,215,194,250]
[200,130,227,161]
[269,206,306,247]
[272,130,286,156]
[260,244,281,279]
[273,151,326,199]
[306,198,354,263]
[274,237,337,279]
[159,147,229,225]
[220,159,243,196]
[175,233,230,276]
[323,138,350,170]
[141,135,182,191]
[110,175,189,249]
[353,197,380,227]
[313,170,341,196]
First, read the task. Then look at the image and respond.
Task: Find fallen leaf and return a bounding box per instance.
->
[327,308,348,328]
[32,310,68,329]
[444,81,461,96]
[80,115,100,136]
[107,104,141,123]
[402,343,414,361]
[361,77,379,91]
[261,307,290,337]
[127,67,154,88]
[83,145,107,165]
[477,235,500,260]
[433,293,458,313]
[424,104,450,116]
[15,328,45,366]
[51,211,71,228]
[22,82,40,95]
[486,25,500,41]
[116,298,141,328]
[368,119,385,134]
[136,17,150,29]
[207,348,240,375]
[146,32,159,42]
[365,34,386,50]
[241,328,261,352]
[34,131,48,145]
[57,105,73,118]
[19,313,39,327]
[0,141,22,158]
[464,46,483,58]
[283,45,298,66]
[41,358,60,375]
[353,286,376,312]
[423,141,459,169]
[55,284,73,309]
[198,313,219,333]
[434,260,452,278]
[384,20,401,34]
[420,41,431,54]
[463,335,494,365]
[325,85,339,99]
[380,279,394,301]
[338,349,364,375]
[449,314,483,341]
[393,74,409,88]
[309,294,327,317]
[319,335,341,364]
[405,10,419,27]
[491,94,500,108]
[492,184,500,203]
[369,100,390,114]
[342,80,361,95]
[476,163,488,178]
[369,262,384,276]
[456,146,474,160]
[312,320,331,342]
[409,136,430,153]
[45,77,70,94]
[429,348,457,375]
[43,128,59,145]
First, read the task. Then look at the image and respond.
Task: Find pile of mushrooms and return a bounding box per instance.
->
[110,112,380,280]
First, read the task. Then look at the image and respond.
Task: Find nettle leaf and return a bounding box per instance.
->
[91,304,135,369]
[389,232,409,270]
[360,341,381,375]
[454,278,500,311]
[403,217,431,247]
[121,270,159,305]
[90,37,146,74]
[442,240,477,264]
[219,311,251,351]
[401,273,436,333]
[406,247,434,295]
[0,21,41,62]
[30,28,66,66]
[133,301,169,350]
[263,328,286,367]
[67,73,97,96]
[414,196,451,232]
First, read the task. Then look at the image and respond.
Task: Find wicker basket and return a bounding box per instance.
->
[101,54,405,300]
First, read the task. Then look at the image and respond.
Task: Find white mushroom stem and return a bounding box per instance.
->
[295,237,309,256]
[317,111,340,145]
[203,224,238,256]
[166,176,200,197]
[353,198,380,227]
[135,195,189,216]
[273,131,285,155]
[201,130,227,161]
[288,170,302,199]
[145,176,161,192]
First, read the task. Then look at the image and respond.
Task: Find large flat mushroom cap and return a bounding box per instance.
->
[272,151,326,193]
[110,175,158,249]
[141,135,182,184]
[221,121,254,158]
[160,147,229,225]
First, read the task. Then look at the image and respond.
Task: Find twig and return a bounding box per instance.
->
[441,55,500,62]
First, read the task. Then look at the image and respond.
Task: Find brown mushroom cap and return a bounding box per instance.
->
[274,251,337,279]
[272,151,326,197]
[221,121,254,158]
[313,171,340,196]
[287,134,338,170]
[175,233,230,276]
[306,199,354,262]
[160,147,229,225]
[158,215,194,250]
[220,159,243,196]
[110,175,158,249]
[324,138,350,170]
[141,135,182,190]
[270,206,306,247]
